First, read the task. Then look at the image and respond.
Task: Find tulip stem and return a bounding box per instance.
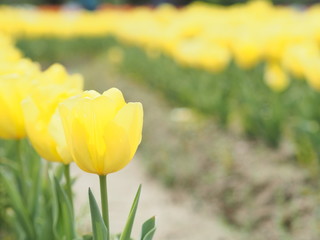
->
[99,175,110,236]
[64,164,74,210]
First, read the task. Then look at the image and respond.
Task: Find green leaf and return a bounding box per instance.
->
[50,175,60,239]
[53,176,76,240]
[0,169,35,239]
[0,157,19,173]
[28,154,42,220]
[55,163,65,181]
[111,233,121,240]
[82,234,93,240]
[142,228,156,240]
[88,188,109,240]
[120,185,142,240]
[140,217,156,240]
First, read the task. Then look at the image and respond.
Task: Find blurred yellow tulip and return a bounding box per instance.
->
[58,88,143,175]
[282,42,319,79]
[0,58,40,77]
[303,59,320,91]
[231,36,263,69]
[1,4,320,90]
[0,33,22,62]
[0,75,32,139]
[22,64,83,163]
[264,62,289,92]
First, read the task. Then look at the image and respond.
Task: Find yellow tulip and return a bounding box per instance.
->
[232,36,263,69]
[303,59,320,91]
[0,34,22,62]
[0,46,22,63]
[264,62,289,92]
[0,58,40,77]
[58,88,143,175]
[282,42,319,79]
[22,64,83,163]
[0,74,31,139]
[197,43,230,72]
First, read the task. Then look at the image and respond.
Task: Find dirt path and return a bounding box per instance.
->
[72,158,239,240]
[67,57,240,240]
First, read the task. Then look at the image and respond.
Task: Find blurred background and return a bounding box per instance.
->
[1,0,319,7]
[1,0,320,240]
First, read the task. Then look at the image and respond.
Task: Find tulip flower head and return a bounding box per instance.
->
[264,62,289,92]
[0,74,31,139]
[22,64,83,163]
[59,88,143,175]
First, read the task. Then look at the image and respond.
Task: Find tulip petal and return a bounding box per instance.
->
[69,117,97,173]
[114,102,143,158]
[0,93,20,138]
[59,89,143,175]
[103,88,126,111]
[22,97,64,163]
[0,79,25,138]
[60,94,124,174]
[102,122,131,174]
[49,110,73,164]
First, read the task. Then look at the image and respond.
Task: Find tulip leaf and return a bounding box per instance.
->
[82,234,93,240]
[112,233,121,240]
[0,157,19,172]
[142,228,156,240]
[55,163,65,181]
[88,188,109,240]
[120,185,142,240]
[53,176,76,240]
[51,175,59,238]
[140,217,156,240]
[0,169,35,239]
[28,154,42,221]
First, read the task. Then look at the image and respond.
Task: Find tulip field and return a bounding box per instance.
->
[0,31,153,240]
[1,1,320,240]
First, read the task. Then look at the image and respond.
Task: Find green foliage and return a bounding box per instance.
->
[0,139,154,240]
[120,185,141,240]
[0,140,75,240]
[1,38,157,240]
[140,217,156,240]
[52,177,76,240]
[88,188,109,240]
[0,0,42,5]
[0,140,54,240]
[16,37,110,65]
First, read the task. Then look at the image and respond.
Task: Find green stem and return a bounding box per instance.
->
[17,140,27,194]
[99,175,110,237]
[17,139,36,239]
[64,164,74,211]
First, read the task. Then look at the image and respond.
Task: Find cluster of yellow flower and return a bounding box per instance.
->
[1,1,320,92]
[0,33,143,175]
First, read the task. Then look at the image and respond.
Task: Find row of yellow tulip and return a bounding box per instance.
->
[0,33,143,175]
[0,1,320,91]
[0,33,156,240]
